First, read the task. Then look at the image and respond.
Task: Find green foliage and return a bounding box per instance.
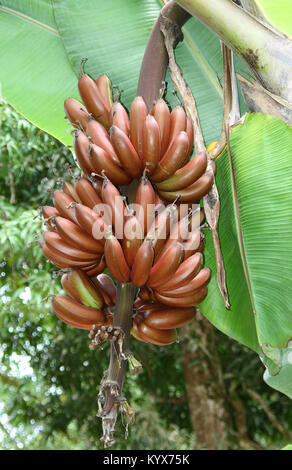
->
[0,99,74,206]
[201,113,292,395]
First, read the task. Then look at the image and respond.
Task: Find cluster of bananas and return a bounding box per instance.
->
[65,60,213,202]
[41,67,214,346]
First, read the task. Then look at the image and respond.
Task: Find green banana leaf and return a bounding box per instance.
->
[242,0,292,38]
[0,0,248,147]
[200,112,292,397]
[0,0,78,146]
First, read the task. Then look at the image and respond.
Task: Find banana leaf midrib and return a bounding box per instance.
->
[0,5,59,35]
[226,127,257,319]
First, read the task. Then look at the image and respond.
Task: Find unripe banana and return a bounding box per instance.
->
[61,269,104,309]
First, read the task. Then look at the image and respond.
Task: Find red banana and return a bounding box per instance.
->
[41,206,60,231]
[135,176,156,236]
[158,173,214,203]
[142,306,195,330]
[92,273,117,306]
[151,99,170,158]
[147,242,184,289]
[78,63,110,128]
[43,232,99,262]
[74,204,108,243]
[110,101,130,136]
[64,98,90,131]
[157,267,211,298]
[53,190,78,224]
[183,230,204,259]
[154,286,208,307]
[136,319,177,345]
[122,214,143,267]
[159,252,203,291]
[95,73,113,112]
[75,177,103,210]
[131,240,154,287]
[185,117,194,160]
[104,232,130,283]
[90,144,131,186]
[52,294,105,324]
[110,125,143,179]
[63,181,82,203]
[73,130,96,176]
[167,106,187,151]
[155,151,207,192]
[41,242,95,269]
[54,216,104,254]
[150,131,189,183]
[86,119,119,164]
[83,256,106,276]
[130,96,148,157]
[141,115,160,175]
[101,178,126,238]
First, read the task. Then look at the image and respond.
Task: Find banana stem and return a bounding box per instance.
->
[99,282,136,447]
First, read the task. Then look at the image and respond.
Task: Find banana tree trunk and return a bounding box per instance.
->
[181,311,234,449]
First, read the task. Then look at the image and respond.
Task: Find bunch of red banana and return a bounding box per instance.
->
[102,176,210,310]
[52,269,115,331]
[40,177,108,276]
[131,297,197,346]
[64,63,214,203]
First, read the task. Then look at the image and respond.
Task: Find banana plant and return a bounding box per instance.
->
[0,0,292,442]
